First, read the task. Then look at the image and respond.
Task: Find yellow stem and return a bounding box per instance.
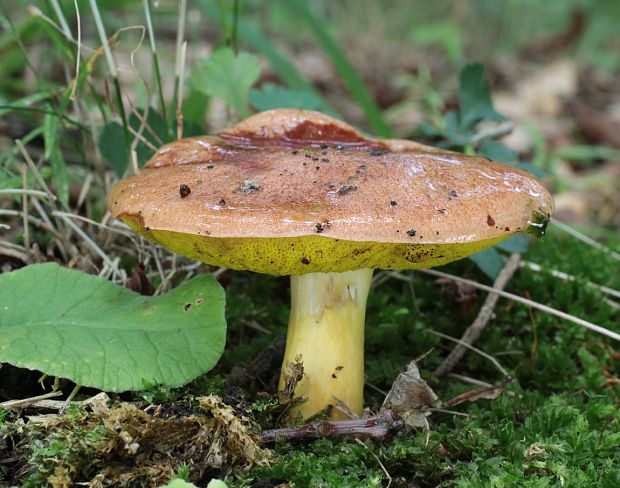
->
[279,268,373,420]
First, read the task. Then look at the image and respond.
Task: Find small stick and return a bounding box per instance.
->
[429,330,510,378]
[3,392,110,412]
[176,40,187,140]
[442,381,509,408]
[15,140,57,205]
[0,210,64,241]
[435,253,521,377]
[21,164,30,250]
[29,194,57,231]
[76,172,93,209]
[521,260,620,303]
[0,242,29,263]
[0,189,51,199]
[70,0,81,100]
[1,390,63,409]
[30,198,71,261]
[128,103,163,147]
[59,384,81,414]
[130,149,140,176]
[447,373,493,388]
[172,0,187,112]
[427,407,469,417]
[127,121,158,152]
[52,211,135,237]
[56,213,118,271]
[261,409,399,444]
[388,270,620,342]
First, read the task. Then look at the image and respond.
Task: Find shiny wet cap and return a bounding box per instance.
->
[109,109,553,275]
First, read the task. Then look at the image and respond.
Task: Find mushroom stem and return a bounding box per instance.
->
[280,268,373,420]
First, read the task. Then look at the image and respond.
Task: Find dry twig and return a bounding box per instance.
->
[0,391,63,409]
[261,409,400,443]
[388,269,620,342]
[435,253,522,377]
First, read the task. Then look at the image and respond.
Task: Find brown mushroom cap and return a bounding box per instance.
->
[109,109,553,275]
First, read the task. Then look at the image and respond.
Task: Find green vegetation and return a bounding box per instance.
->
[0,0,618,486]
[0,263,226,391]
[228,228,620,487]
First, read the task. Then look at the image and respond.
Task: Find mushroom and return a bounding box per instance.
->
[109,109,553,420]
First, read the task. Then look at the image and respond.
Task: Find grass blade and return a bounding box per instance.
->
[171,0,187,119]
[142,0,170,136]
[288,0,391,137]
[88,0,130,165]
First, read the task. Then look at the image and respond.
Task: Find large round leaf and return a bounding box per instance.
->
[0,263,226,391]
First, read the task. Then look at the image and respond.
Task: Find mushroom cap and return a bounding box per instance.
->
[109,109,553,275]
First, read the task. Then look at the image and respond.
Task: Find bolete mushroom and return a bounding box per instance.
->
[109,109,552,420]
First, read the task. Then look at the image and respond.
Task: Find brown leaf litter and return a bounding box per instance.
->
[3,395,271,487]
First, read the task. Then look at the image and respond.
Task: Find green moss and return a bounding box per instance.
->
[228,230,619,487]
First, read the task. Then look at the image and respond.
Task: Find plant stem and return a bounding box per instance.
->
[231,0,240,54]
[143,0,169,136]
[171,0,187,119]
[280,268,373,420]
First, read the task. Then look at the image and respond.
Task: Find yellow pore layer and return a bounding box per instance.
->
[124,219,508,275]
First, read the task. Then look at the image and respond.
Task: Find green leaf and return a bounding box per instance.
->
[160,480,199,488]
[469,247,504,280]
[417,122,443,138]
[0,92,51,117]
[182,89,210,128]
[207,481,229,488]
[43,113,60,161]
[249,83,327,112]
[50,145,69,206]
[482,140,549,177]
[458,63,506,130]
[189,47,260,118]
[197,2,322,94]
[479,140,518,164]
[510,162,548,179]
[99,121,127,176]
[0,263,226,392]
[496,234,531,254]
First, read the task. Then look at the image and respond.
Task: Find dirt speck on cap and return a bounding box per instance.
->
[315,221,331,233]
[235,179,261,195]
[336,184,358,196]
[179,184,191,198]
